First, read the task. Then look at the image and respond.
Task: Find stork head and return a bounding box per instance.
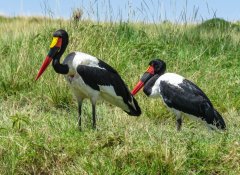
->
[35,29,69,80]
[131,59,166,95]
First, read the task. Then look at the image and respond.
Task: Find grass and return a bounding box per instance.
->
[0,16,240,174]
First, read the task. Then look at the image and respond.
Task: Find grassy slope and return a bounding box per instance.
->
[0,16,240,174]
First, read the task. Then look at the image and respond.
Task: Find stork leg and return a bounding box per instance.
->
[78,100,83,130]
[174,110,182,131]
[92,102,96,130]
[176,116,182,131]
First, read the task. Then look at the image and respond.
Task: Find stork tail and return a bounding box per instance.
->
[212,109,226,130]
[126,96,141,116]
[203,103,226,130]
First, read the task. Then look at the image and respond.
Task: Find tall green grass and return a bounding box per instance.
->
[0,16,240,174]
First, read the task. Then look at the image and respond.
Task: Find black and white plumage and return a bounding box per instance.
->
[35,29,141,129]
[131,59,226,130]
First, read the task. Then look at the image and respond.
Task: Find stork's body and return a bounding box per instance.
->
[36,29,141,129]
[132,59,226,130]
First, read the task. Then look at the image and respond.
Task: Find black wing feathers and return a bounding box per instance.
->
[76,61,130,102]
[76,59,141,116]
[160,80,211,117]
[160,79,226,129]
[180,79,212,106]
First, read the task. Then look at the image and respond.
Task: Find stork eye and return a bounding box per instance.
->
[155,65,160,70]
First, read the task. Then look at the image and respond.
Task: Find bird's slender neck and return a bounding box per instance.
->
[52,40,69,74]
[143,74,160,96]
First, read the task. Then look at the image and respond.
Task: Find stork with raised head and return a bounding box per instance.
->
[35,29,141,129]
[131,59,226,131]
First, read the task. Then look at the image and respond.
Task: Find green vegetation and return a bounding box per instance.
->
[0,16,240,174]
[196,18,240,31]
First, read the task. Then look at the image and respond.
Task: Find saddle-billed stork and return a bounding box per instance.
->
[35,29,141,129]
[131,59,226,130]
